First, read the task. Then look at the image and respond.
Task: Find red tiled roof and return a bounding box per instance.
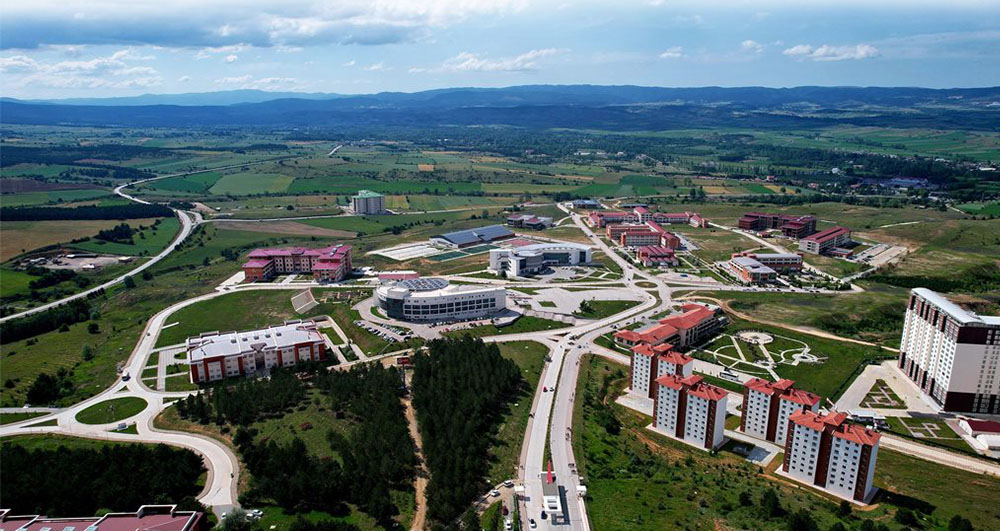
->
[659,349,693,365]
[616,322,679,345]
[644,220,664,233]
[655,373,686,390]
[687,378,728,402]
[631,344,657,357]
[659,303,715,330]
[802,226,850,243]
[634,206,650,214]
[614,329,642,342]
[965,419,1000,433]
[638,245,676,257]
[791,410,850,433]
[782,388,821,407]
[745,377,780,395]
[833,423,881,446]
[242,259,272,268]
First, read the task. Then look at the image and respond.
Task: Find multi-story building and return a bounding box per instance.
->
[653,374,728,450]
[506,214,553,230]
[572,199,603,209]
[614,321,679,349]
[0,505,205,531]
[729,256,778,284]
[589,209,708,228]
[186,321,328,383]
[740,378,821,444]
[636,245,679,267]
[242,244,351,283]
[898,288,1000,413]
[615,303,723,350]
[732,251,803,273]
[620,229,661,248]
[588,211,635,227]
[738,212,817,239]
[608,220,682,249]
[799,226,852,255]
[375,277,506,322]
[352,189,386,215]
[488,242,592,277]
[629,343,693,398]
[783,410,880,503]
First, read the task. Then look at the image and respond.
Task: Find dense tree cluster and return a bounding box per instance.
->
[26,268,87,290]
[410,337,523,523]
[0,441,205,516]
[94,223,137,244]
[176,369,306,425]
[0,298,92,344]
[0,203,172,221]
[25,367,76,405]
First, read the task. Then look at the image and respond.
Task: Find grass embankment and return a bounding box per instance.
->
[155,289,300,347]
[487,341,548,483]
[574,299,642,319]
[443,316,571,339]
[0,411,46,425]
[572,354,1000,531]
[75,397,148,424]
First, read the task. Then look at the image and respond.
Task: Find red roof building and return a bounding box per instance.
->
[652,373,729,450]
[740,378,821,444]
[242,244,351,283]
[636,245,679,267]
[799,226,852,255]
[0,505,204,531]
[783,410,880,503]
[657,303,723,348]
[629,343,693,399]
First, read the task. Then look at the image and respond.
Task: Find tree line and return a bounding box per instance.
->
[0,441,205,516]
[410,336,523,524]
[175,368,306,425]
[0,203,173,221]
[0,298,92,345]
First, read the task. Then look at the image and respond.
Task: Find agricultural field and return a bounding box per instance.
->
[0,188,112,207]
[71,216,181,256]
[1,219,163,261]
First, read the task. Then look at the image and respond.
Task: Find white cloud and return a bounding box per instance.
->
[224,54,238,63]
[363,61,387,71]
[195,44,248,59]
[436,48,565,72]
[342,59,356,66]
[214,73,300,89]
[783,43,880,61]
[741,40,764,53]
[178,75,192,82]
[0,48,163,89]
[659,46,684,59]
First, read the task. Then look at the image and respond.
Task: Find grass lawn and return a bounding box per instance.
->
[165,376,199,392]
[72,216,181,256]
[884,417,973,453]
[0,411,46,424]
[487,341,548,483]
[156,290,300,347]
[325,304,389,355]
[74,397,148,424]
[861,379,906,409]
[1,434,146,452]
[1,219,161,262]
[443,315,571,339]
[574,299,641,319]
[253,388,352,460]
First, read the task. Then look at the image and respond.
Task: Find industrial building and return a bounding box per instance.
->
[799,226,852,255]
[782,410,880,503]
[629,343,693,399]
[898,288,1000,413]
[375,277,506,322]
[738,212,817,239]
[652,374,728,450]
[352,189,387,215]
[429,225,515,249]
[186,321,328,383]
[488,242,592,277]
[241,244,351,283]
[740,378,821,445]
[0,505,205,531]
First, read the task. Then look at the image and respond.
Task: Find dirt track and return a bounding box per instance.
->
[213,220,355,238]
[403,394,429,531]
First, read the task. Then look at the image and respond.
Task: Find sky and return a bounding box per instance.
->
[1,0,999,99]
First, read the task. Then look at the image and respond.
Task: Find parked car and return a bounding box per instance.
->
[491,490,501,497]
[529,519,537,529]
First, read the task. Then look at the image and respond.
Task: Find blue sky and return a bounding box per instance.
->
[1,1,998,99]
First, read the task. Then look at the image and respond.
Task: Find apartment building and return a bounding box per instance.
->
[740,378,821,444]
[242,244,352,283]
[653,374,728,450]
[782,410,880,503]
[352,190,386,215]
[629,343,693,398]
[186,321,328,383]
[898,288,1000,413]
[799,226,852,255]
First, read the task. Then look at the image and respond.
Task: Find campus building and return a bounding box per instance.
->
[606,220,681,250]
[740,378,821,445]
[242,244,351,283]
[375,277,506,322]
[653,374,728,450]
[732,251,804,273]
[488,242,592,277]
[898,288,1000,413]
[629,343,693,399]
[186,321,328,383]
[587,208,708,228]
[729,256,777,284]
[782,410,880,503]
[0,505,205,531]
[429,225,515,249]
[572,198,603,209]
[506,214,553,230]
[351,190,386,215]
[614,303,724,349]
[636,245,679,267]
[798,226,852,255]
[738,212,817,239]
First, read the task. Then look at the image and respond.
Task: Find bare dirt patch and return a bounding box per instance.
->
[212,220,356,238]
[417,164,435,172]
[0,178,98,193]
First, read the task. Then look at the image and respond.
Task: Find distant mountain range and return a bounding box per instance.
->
[3,85,999,131]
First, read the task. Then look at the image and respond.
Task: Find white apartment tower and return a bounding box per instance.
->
[740,378,822,444]
[653,374,728,450]
[629,343,693,399]
[783,410,880,503]
[899,288,1000,413]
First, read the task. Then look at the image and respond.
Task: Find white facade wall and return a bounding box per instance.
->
[743,389,772,440]
[654,386,681,433]
[683,395,711,447]
[631,355,653,396]
[786,424,822,485]
[776,398,818,446]
[826,437,863,500]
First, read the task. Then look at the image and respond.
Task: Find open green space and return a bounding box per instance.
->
[488,341,548,483]
[861,379,906,409]
[74,396,148,424]
[574,299,642,319]
[0,411,47,424]
[443,315,571,339]
[884,416,972,453]
[72,216,180,256]
[155,289,299,347]
[0,188,111,207]
[210,172,295,195]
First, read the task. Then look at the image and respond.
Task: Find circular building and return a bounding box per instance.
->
[376,277,507,322]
